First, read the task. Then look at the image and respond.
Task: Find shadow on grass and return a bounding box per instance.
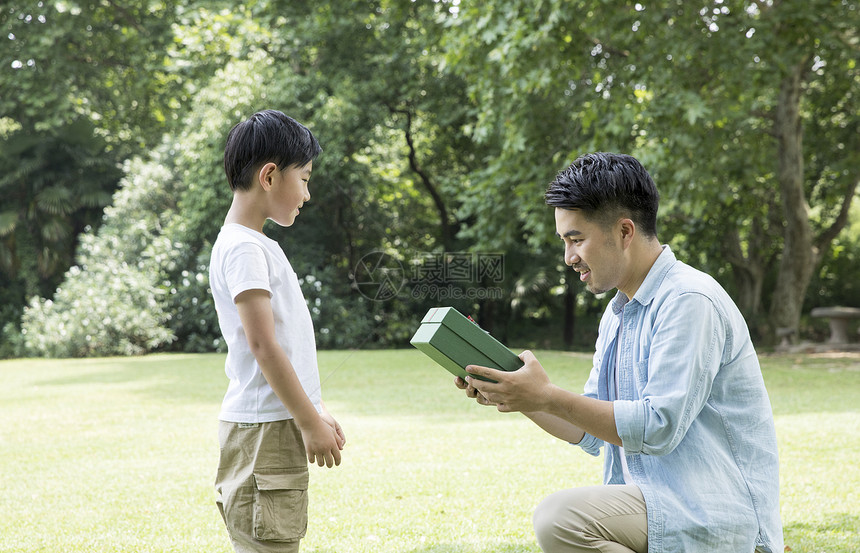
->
[32,354,225,404]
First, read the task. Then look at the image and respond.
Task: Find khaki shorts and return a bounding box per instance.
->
[215,419,309,553]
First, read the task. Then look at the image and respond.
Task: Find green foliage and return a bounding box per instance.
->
[18,155,179,357]
[19,260,174,357]
[443,0,860,341]
[807,199,860,342]
[4,0,859,356]
[1,1,185,154]
[1,0,209,355]
[191,0,486,350]
[0,119,120,287]
[0,118,122,351]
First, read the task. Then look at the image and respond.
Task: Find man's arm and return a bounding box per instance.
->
[455,375,587,443]
[235,288,342,467]
[464,350,622,447]
[522,411,586,445]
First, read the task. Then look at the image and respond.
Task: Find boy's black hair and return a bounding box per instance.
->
[545,152,659,238]
[223,109,322,191]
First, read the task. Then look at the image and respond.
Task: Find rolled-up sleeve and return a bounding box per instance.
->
[614,292,725,456]
[574,431,604,456]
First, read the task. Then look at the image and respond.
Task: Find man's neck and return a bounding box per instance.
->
[617,239,663,300]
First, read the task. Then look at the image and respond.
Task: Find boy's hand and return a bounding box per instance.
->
[320,408,346,450]
[300,417,342,468]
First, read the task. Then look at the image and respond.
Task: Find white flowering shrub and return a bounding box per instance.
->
[19,154,179,357]
[20,261,174,357]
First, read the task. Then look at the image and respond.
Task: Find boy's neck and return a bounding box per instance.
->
[224,192,266,233]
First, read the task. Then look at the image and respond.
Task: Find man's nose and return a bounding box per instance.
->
[565,245,578,266]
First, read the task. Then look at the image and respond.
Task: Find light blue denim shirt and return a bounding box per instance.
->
[576,246,783,553]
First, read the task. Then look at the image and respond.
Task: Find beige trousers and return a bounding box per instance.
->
[215,420,310,553]
[533,485,648,553]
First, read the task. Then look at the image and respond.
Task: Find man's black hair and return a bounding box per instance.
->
[223,109,322,191]
[545,152,659,237]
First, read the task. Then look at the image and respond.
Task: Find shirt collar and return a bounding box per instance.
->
[610,245,676,314]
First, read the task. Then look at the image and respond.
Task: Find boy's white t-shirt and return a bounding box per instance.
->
[209,223,322,423]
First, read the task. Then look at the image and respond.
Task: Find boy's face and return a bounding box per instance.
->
[555,207,625,296]
[269,161,312,227]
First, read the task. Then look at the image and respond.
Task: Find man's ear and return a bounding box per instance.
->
[619,218,636,249]
[257,162,278,191]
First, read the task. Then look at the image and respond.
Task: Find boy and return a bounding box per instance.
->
[210,109,345,553]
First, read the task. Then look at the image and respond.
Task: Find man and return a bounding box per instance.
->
[458,153,783,553]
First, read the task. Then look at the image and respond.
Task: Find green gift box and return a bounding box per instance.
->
[410,306,523,381]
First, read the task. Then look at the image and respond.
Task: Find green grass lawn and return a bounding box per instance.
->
[0,349,857,552]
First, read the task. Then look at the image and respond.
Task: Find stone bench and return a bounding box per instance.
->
[810,306,860,344]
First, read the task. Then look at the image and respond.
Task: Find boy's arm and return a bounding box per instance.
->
[235,288,342,468]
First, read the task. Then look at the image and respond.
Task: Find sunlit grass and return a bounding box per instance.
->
[0,350,857,552]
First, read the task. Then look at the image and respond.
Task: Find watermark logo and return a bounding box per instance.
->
[352,251,505,302]
[351,251,407,301]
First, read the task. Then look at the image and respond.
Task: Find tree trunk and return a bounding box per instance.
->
[724,225,765,321]
[391,105,455,251]
[769,62,817,336]
[731,264,765,319]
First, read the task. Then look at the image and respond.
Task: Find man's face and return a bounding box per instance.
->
[554,207,624,295]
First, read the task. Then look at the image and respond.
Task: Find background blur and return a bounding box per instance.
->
[2,0,858,358]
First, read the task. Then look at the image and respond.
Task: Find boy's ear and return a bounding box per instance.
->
[257,162,278,191]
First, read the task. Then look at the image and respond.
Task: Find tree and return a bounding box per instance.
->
[1,1,185,156]
[1,1,190,349]
[442,0,860,343]
[0,119,119,298]
[10,0,859,357]
[766,1,859,337]
[441,0,650,342]
[1,1,289,354]
[628,0,860,339]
